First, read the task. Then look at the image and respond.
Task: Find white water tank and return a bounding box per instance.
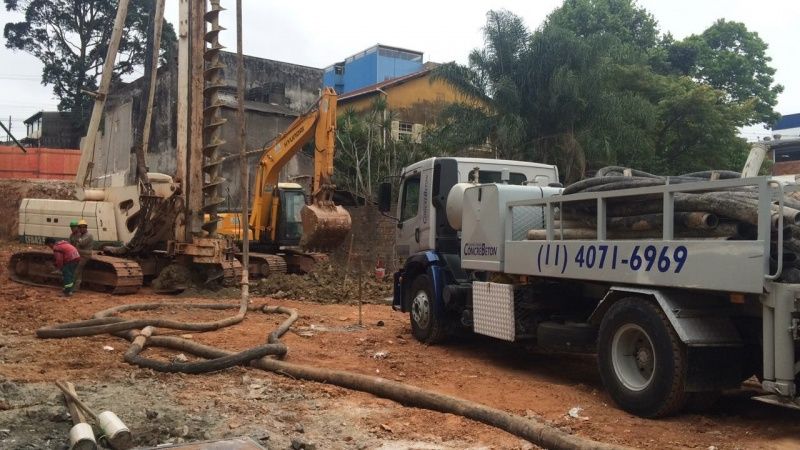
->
[446,183,474,231]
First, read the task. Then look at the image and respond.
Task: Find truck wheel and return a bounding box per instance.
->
[597,298,687,418]
[409,274,446,344]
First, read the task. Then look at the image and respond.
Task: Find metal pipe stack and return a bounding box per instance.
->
[528,166,800,282]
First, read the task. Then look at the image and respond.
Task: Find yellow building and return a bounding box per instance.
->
[337,68,477,143]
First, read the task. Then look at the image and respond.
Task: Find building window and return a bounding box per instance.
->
[334,65,344,75]
[391,121,423,144]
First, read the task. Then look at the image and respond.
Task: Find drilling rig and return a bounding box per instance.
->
[10,0,257,292]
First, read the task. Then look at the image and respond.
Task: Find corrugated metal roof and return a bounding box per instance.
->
[338,69,431,102]
[774,113,800,130]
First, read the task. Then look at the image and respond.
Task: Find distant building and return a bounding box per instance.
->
[323,44,424,95]
[93,52,323,207]
[773,113,800,139]
[770,113,800,175]
[337,68,485,148]
[22,111,81,149]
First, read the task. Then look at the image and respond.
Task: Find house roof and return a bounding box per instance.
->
[774,113,800,130]
[338,69,431,102]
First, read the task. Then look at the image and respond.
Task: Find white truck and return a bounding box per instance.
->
[378,156,800,418]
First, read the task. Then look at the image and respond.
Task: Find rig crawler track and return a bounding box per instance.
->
[9,251,143,294]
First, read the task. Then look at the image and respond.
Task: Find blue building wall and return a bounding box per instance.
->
[343,50,378,93]
[323,45,423,94]
[377,47,423,82]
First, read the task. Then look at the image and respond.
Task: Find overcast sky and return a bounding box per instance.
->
[1,0,798,142]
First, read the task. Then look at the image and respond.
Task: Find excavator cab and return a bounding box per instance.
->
[274,184,306,247]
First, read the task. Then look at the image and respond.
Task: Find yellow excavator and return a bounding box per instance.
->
[219,87,352,276]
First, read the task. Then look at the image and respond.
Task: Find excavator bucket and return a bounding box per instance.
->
[300,203,352,250]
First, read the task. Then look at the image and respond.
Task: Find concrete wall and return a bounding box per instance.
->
[98,53,324,206]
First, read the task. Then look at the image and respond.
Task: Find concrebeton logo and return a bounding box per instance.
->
[463,242,497,256]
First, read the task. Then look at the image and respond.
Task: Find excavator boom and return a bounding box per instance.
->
[250,87,351,250]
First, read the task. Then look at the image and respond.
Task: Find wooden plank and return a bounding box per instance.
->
[63,382,89,425]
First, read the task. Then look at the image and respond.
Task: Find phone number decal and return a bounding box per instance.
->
[537,244,688,274]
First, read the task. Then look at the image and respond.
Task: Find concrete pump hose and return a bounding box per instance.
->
[121,307,627,450]
[36,302,250,339]
[38,303,626,450]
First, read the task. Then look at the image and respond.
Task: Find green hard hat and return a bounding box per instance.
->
[70,220,79,227]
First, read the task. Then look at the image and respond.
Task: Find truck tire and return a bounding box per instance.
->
[409,274,446,344]
[597,297,687,418]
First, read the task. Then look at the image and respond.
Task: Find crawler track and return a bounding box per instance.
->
[9,250,143,294]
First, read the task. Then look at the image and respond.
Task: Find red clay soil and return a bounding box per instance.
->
[1,242,799,449]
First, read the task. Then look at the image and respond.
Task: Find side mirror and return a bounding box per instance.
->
[378,182,392,212]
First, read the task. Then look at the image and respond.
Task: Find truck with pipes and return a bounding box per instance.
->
[378,155,800,418]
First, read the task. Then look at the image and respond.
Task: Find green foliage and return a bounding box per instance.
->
[677,19,783,125]
[334,100,437,200]
[428,1,775,181]
[3,0,177,127]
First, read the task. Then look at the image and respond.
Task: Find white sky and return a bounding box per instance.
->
[1,0,798,142]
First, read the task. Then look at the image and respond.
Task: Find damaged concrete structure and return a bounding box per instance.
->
[91,52,324,208]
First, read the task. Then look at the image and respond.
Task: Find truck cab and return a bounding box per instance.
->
[380,157,560,341]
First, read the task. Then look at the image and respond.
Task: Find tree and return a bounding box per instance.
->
[673,20,783,126]
[3,0,176,127]
[431,10,532,160]
[546,0,659,56]
[335,100,437,200]
[430,2,776,181]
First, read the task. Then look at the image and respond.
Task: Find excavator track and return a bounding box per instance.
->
[240,252,288,278]
[283,251,329,275]
[9,250,143,295]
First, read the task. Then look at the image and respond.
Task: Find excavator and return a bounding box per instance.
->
[218,87,352,277]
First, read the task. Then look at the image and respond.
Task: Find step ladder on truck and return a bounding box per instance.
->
[378,155,800,418]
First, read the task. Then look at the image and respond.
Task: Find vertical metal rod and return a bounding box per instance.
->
[596,197,606,240]
[358,260,363,326]
[546,202,554,241]
[141,0,166,158]
[175,0,189,241]
[236,0,249,300]
[663,191,674,240]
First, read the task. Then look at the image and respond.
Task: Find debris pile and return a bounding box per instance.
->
[251,263,392,304]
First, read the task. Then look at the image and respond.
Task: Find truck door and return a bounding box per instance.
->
[418,167,434,250]
[396,172,422,259]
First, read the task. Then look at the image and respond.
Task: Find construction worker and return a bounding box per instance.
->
[68,219,79,244]
[73,219,94,290]
[45,237,80,297]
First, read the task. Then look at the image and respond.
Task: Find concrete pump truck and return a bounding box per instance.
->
[379,154,800,418]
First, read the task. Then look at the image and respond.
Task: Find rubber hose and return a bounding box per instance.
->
[38,304,628,450]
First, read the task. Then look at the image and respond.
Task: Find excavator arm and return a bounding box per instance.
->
[250,87,351,249]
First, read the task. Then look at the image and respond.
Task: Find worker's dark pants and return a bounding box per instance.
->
[62,260,79,295]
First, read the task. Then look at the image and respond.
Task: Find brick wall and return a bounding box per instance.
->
[332,204,398,271]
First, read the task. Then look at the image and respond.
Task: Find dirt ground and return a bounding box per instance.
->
[0,179,75,240]
[1,243,800,450]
